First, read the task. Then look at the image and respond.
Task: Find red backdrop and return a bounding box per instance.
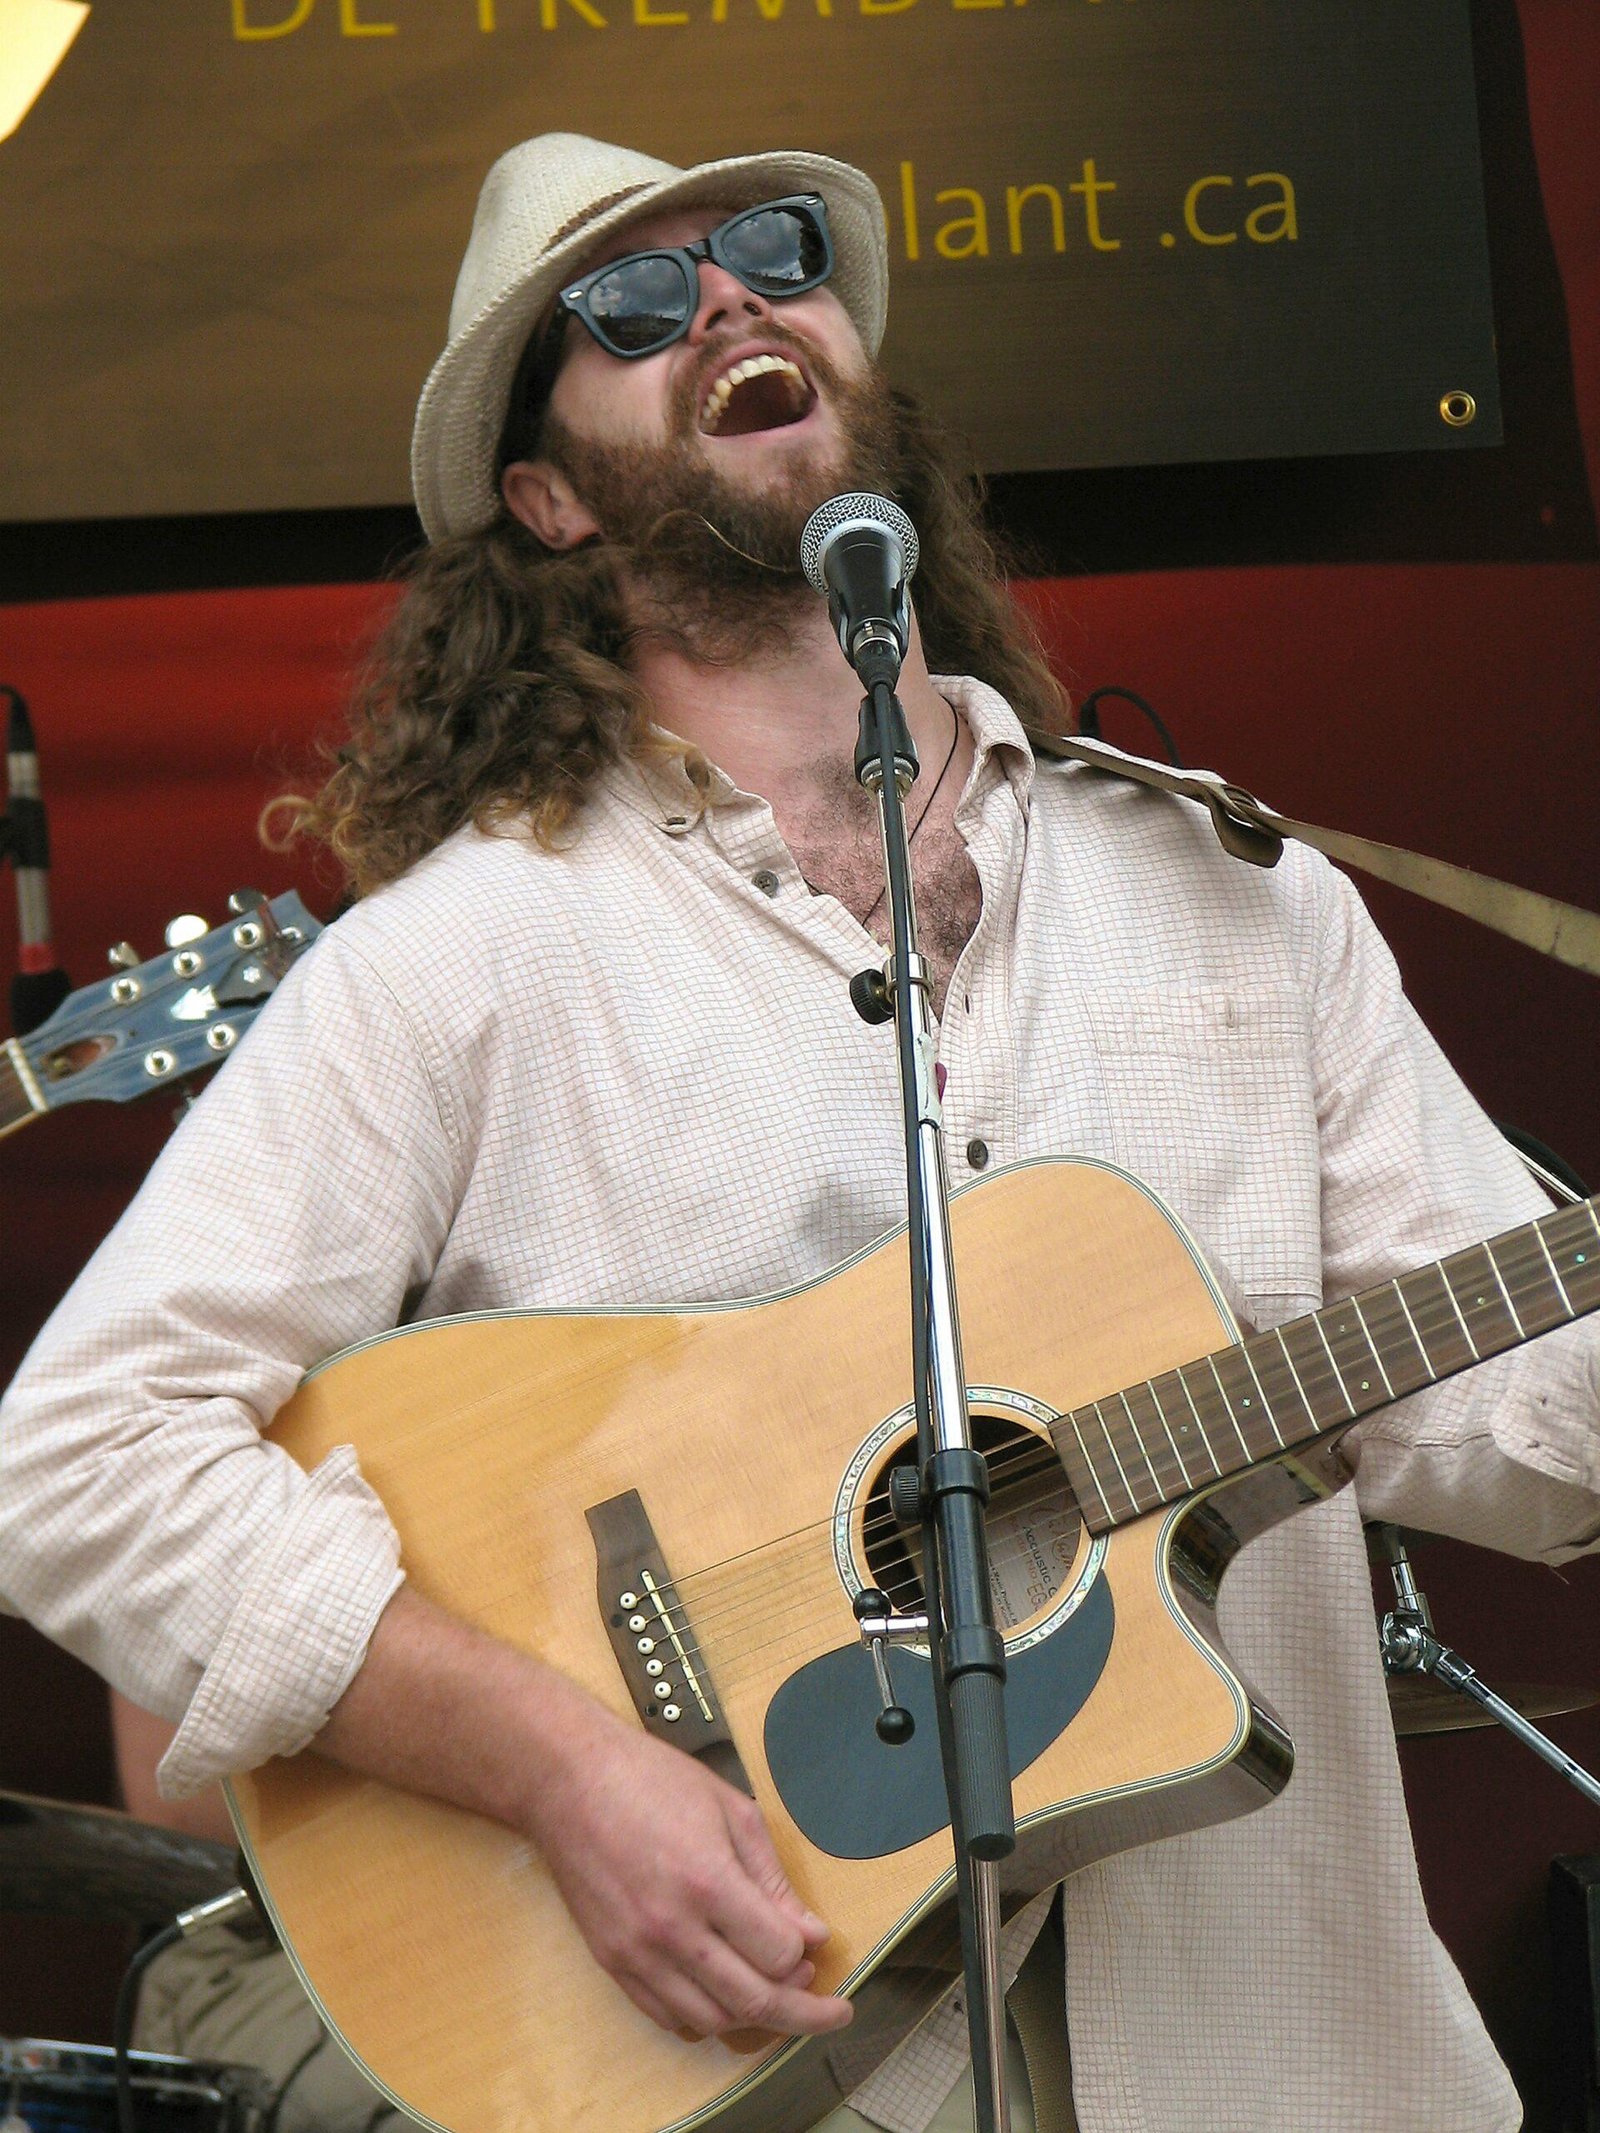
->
[2,0,1597,2118]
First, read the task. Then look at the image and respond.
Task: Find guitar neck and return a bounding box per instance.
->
[1051,1193,1600,1531]
[0,1039,46,1140]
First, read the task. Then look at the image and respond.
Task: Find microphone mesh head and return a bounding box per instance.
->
[799,493,920,594]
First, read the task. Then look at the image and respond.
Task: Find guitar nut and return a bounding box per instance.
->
[143,1050,176,1077]
[232,921,264,949]
[172,950,204,977]
[206,1025,238,1052]
[110,977,141,1004]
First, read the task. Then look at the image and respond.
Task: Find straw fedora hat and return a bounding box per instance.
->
[411,133,890,543]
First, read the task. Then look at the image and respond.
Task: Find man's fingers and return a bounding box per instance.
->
[688,1934,853,2037]
[724,1797,829,1948]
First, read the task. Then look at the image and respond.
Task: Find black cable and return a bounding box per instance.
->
[1076,685,1185,768]
[113,1920,183,2133]
[261,2027,331,2133]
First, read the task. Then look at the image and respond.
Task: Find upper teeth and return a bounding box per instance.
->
[700,354,807,432]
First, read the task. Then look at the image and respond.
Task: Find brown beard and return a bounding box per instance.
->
[539,329,905,664]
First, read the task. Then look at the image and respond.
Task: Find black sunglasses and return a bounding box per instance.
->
[554,194,835,362]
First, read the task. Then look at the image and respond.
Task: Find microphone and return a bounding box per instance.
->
[4,688,71,1036]
[799,493,920,689]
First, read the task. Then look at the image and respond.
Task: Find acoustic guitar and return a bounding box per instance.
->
[228,1155,1600,2133]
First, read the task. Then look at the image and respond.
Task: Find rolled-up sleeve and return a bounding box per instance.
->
[1305,862,1600,1560]
[0,927,461,1793]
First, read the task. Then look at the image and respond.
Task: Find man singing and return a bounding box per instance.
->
[3,132,1597,2133]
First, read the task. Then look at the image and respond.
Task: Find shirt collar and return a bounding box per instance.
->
[602,675,1039,831]
[931,674,1038,815]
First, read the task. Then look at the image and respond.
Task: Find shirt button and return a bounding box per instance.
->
[966,1138,990,1171]
[752,868,780,897]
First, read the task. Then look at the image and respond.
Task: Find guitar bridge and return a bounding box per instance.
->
[586,1490,751,1795]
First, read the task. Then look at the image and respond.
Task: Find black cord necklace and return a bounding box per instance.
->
[853,708,964,934]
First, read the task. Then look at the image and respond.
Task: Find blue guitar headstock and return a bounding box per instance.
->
[3,889,320,1130]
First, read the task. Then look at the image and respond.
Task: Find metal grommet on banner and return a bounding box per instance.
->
[1439,390,1477,428]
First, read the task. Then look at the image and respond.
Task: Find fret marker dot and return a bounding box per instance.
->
[1361,1380,1370,1391]
[1578,1254,1588,1264]
[1242,1397,1251,1407]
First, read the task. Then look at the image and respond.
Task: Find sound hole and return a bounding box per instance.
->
[860,1414,1083,1634]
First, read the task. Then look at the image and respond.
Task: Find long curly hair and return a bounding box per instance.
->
[267,389,1068,896]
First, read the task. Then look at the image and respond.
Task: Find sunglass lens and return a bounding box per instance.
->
[587,253,694,354]
[721,205,829,294]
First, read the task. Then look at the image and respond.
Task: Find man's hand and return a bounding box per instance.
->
[319,1586,852,2042]
[528,1700,852,2039]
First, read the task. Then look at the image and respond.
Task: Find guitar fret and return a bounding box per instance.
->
[1058,1411,1114,1530]
[1090,1400,1143,1517]
[1119,1385,1188,1499]
[1486,1250,1526,1337]
[1169,1367,1224,1479]
[1206,1355,1254,1462]
[1390,1279,1436,1378]
[1446,1245,1521,1357]
[1311,1315,1359,1416]
[1174,1362,1229,1479]
[1349,1296,1394,1401]
[1491,1228,1577,1340]
[1115,1389,1167,1500]
[1272,1326,1316,1420]
[1144,1377,1198,1490]
[1415,1262,1479,1362]
[1243,1331,1313,1448]
[1238,1345,1286,1447]
[1535,1227,1576,1316]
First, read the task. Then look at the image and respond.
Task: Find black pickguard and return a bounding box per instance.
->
[764,1574,1115,1859]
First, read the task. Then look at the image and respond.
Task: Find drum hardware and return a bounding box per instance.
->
[0,1792,237,1927]
[1369,1524,1600,1803]
[1,2038,269,2133]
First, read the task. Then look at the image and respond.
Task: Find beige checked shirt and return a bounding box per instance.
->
[3,678,1598,2133]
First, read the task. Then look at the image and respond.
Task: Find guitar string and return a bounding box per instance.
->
[615,1277,1496,1685]
[629,1455,1081,1683]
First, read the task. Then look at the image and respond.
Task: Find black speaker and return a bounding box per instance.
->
[1550,1856,1600,2130]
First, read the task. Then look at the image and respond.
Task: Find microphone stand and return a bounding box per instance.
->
[849,660,1017,2133]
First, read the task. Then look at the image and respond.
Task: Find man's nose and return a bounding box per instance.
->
[687,259,772,342]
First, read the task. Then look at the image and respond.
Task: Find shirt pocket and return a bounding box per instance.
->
[1079,983,1323,1319]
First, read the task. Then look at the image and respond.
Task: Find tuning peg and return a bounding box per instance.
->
[164,914,209,948]
[107,941,141,970]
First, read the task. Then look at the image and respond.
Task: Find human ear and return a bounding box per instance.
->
[501,460,603,550]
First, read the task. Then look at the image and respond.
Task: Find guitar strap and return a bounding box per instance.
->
[1028,729,1600,981]
[1005,1889,1077,2133]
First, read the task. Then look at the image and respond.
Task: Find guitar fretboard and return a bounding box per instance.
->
[1050,1195,1600,1531]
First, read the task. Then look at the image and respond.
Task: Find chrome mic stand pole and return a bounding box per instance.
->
[852,658,1017,2133]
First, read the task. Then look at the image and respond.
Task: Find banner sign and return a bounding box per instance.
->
[0,0,1500,523]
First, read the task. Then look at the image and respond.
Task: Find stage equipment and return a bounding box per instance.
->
[800,493,918,691]
[1370,1525,1600,1804]
[0,1788,237,1924]
[0,2039,268,2133]
[1387,1672,1598,1738]
[2,687,69,1034]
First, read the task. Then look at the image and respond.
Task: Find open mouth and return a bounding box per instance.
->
[698,354,816,439]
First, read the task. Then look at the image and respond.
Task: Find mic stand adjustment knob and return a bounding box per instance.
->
[853,1587,930,1745]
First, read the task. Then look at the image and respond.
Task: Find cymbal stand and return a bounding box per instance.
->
[1368,1524,1600,1807]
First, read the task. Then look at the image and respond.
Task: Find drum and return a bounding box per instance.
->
[1,2039,269,2133]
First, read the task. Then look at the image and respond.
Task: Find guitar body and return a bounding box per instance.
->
[230,1157,1342,2133]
